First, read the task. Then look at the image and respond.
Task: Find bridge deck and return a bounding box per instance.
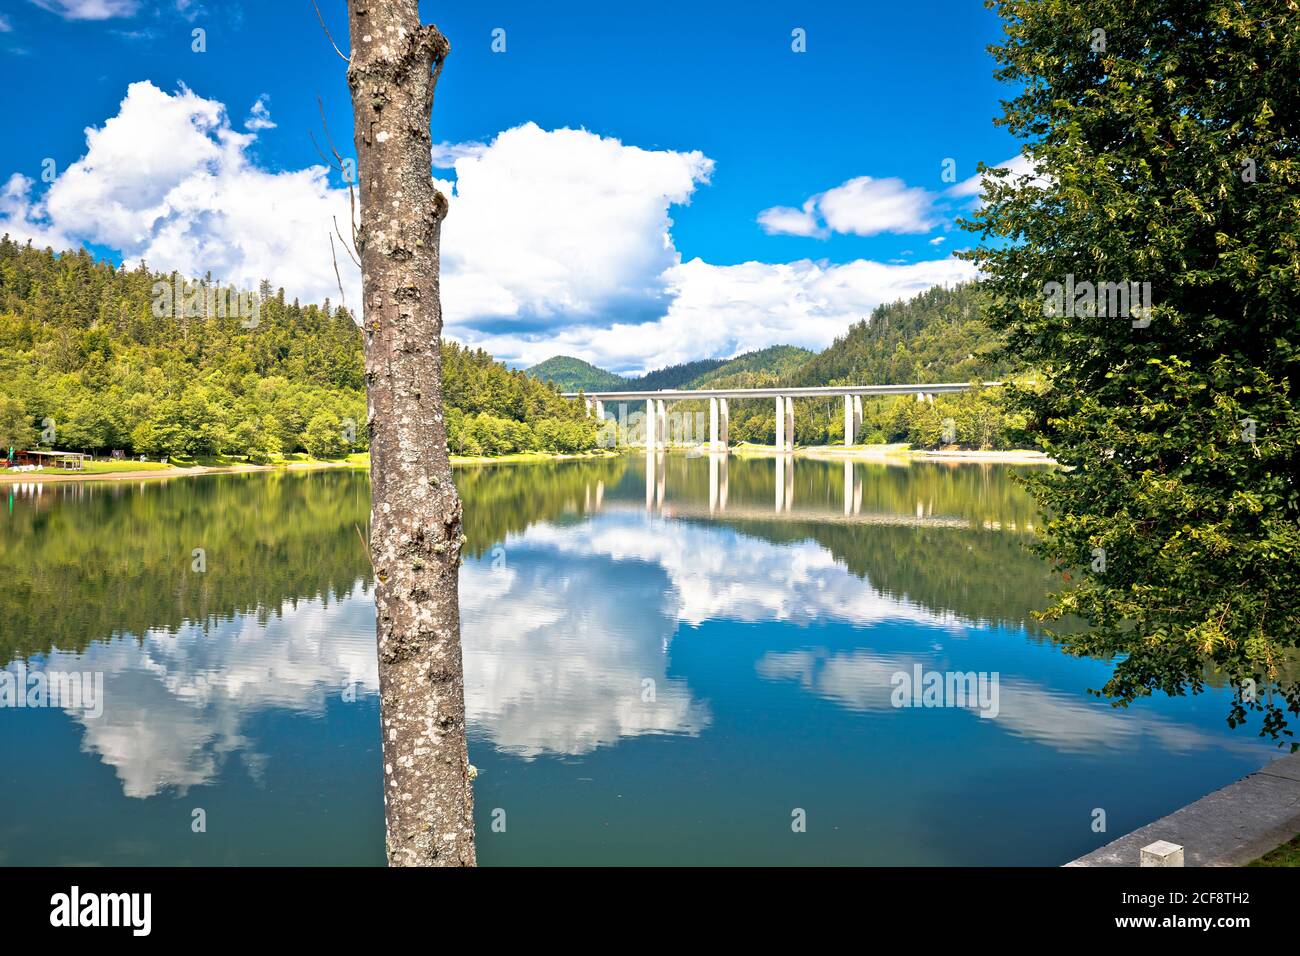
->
[563,382,1003,401]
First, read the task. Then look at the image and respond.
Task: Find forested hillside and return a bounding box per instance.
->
[788,283,1014,386]
[723,283,1027,448]
[629,359,726,390]
[524,355,625,392]
[0,238,595,460]
[689,345,814,388]
[526,354,728,392]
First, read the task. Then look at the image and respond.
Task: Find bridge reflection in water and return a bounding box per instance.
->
[641,451,1037,532]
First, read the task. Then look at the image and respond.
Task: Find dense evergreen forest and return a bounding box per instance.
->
[0,238,596,460]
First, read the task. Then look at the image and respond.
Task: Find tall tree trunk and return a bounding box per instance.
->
[345,0,474,867]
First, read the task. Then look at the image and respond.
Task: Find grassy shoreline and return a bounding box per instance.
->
[0,448,622,483]
[1,443,1052,484]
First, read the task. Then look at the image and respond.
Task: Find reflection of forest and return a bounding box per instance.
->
[1,461,633,661]
[2,454,1053,663]
[710,519,1052,632]
[1,471,375,661]
[455,457,630,557]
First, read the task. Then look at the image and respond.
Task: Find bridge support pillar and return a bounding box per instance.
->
[644,398,657,450]
[844,394,855,446]
[709,397,720,451]
[657,399,669,447]
[774,395,785,452]
[595,400,604,421]
[784,396,795,451]
[720,398,729,449]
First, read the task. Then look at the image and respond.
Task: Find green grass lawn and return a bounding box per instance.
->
[7,459,175,475]
[1249,833,1300,867]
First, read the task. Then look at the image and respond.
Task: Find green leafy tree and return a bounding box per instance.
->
[301,411,351,459]
[965,1,1300,744]
[0,394,35,453]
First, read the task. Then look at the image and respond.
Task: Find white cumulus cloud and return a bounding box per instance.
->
[758,175,940,238]
[1,81,985,373]
[435,122,713,332]
[2,81,355,307]
[467,254,975,374]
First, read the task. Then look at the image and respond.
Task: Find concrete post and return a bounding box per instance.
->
[658,399,668,447]
[585,397,593,417]
[784,396,795,451]
[844,394,854,446]
[720,398,730,449]
[1140,841,1184,867]
[709,397,720,451]
[774,395,784,452]
[595,400,604,420]
[853,395,863,439]
[644,398,657,450]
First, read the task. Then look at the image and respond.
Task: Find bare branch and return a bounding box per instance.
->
[316,94,360,244]
[308,130,343,172]
[334,216,362,269]
[328,232,347,308]
[311,0,350,63]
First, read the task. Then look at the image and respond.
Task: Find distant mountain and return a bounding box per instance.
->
[525,355,626,392]
[524,355,730,392]
[688,345,815,388]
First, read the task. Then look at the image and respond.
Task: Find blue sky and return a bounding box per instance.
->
[0,0,1022,373]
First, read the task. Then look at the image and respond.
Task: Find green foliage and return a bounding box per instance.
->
[789,283,1015,387]
[525,355,625,392]
[628,359,727,391]
[301,411,351,459]
[966,1,1300,743]
[689,345,815,387]
[0,394,36,451]
[525,354,734,393]
[0,239,596,460]
[715,284,1025,447]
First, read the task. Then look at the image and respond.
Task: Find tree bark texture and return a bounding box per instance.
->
[345,0,474,867]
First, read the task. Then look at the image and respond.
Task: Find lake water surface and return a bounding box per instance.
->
[0,455,1276,865]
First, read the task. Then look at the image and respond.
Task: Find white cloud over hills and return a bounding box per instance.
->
[0,80,986,374]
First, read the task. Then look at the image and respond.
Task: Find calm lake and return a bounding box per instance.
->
[0,455,1276,865]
